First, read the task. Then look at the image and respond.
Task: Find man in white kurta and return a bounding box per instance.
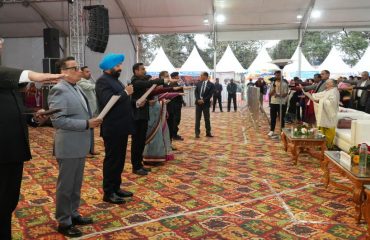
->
[303,79,339,148]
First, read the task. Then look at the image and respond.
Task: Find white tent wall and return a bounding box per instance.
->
[2,34,136,84]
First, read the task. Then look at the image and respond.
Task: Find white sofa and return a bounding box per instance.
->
[334,107,370,152]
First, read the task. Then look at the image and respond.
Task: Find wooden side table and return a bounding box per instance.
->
[323,151,370,223]
[364,185,370,240]
[281,128,326,165]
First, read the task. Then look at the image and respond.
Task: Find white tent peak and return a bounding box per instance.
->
[180,47,210,72]
[146,47,176,73]
[216,45,245,73]
[353,45,370,72]
[319,47,352,73]
[284,47,315,72]
[247,48,279,73]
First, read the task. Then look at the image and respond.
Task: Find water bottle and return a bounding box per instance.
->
[359,143,368,176]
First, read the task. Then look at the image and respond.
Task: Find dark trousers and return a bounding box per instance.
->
[227,93,237,111]
[173,103,182,137]
[195,104,211,135]
[0,162,24,240]
[213,95,222,111]
[270,104,287,132]
[103,135,128,195]
[131,120,148,171]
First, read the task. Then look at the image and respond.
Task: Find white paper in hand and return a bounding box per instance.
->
[97,95,121,119]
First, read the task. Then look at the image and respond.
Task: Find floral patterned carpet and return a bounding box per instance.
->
[13,107,368,239]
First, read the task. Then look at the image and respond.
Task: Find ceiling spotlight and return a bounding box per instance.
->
[216,14,225,23]
[203,19,209,24]
[311,10,321,18]
[68,0,74,3]
[296,15,303,19]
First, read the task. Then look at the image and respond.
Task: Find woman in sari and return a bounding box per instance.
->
[143,91,184,164]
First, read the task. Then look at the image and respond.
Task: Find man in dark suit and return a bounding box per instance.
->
[227,79,238,112]
[0,66,63,240]
[130,63,169,175]
[95,53,135,204]
[212,78,223,112]
[195,72,215,138]
[168,72,185,141]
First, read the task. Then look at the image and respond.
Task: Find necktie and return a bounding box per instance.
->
[201,81,206,97]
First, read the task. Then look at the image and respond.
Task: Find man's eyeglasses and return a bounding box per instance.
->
[63,66,79,71]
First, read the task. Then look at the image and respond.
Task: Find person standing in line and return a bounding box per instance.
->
[195,72,215,138]
[95,53,136,204]
[130,63,170,175]
[77,66,99,157]
[268,70,289,137]
[212,78,223,112]
[168,71,185,141]
[48,57,102,238]
[255,77,267,109]
[227,78,237,112]
[0,66,63,240]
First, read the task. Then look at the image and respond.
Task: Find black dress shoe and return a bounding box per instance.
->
[72,216,93,225]
[142,167,151,172]
[133,168,148,176]
[116,189,133,198]
[173,135,184,141]
[206,134,214,137]
[103,193,125,204]
[57,225,82,238]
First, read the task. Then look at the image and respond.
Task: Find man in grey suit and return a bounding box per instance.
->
[48,57,102,238]
[303,70,330,93]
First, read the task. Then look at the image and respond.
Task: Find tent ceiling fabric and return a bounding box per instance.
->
[1,0,370,38]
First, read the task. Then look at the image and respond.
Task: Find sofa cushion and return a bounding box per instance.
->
[336,129,352,143]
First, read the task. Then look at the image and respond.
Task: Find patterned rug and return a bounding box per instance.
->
[13,107,368,239]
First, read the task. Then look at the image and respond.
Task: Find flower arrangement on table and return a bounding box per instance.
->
[349,144,370,165]
[292,124,315,137]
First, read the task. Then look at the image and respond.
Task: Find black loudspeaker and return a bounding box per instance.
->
[43,58,60,74]
[86,5,109,53]
[43,28,60,58]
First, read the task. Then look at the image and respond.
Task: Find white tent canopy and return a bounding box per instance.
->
[284,47,318,79]
[1,0,370,38]
[353,46,370,72]
[247,48,279,74]
[216,45,245,73]
[319,47,353,76]
[146,47,176,74]
[179,47,210,73]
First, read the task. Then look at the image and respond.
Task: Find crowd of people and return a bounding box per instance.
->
[1,52,220,238]
[256,69,369,149]
[2,49,369,238]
